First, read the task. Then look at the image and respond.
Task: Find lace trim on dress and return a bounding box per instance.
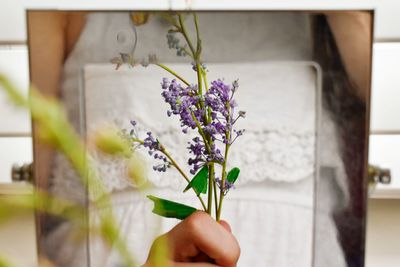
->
[50,128,315,202]
[51,108,315,202]
[92,125,315,193]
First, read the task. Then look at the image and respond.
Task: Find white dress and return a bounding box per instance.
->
[46,12,347,267]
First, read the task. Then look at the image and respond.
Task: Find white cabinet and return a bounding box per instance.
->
[369,135,400,198]
[374,0,400,40]
[0,46,31,184]
[371,43,400,133]
[369,42,400,199]
[0,137,32,184]
[0,45,31,135]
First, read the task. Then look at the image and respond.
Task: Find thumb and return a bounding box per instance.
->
[218,220,232,233]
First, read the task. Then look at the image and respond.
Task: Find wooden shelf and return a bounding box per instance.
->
[0,182,33,195]
[370,186,400,199]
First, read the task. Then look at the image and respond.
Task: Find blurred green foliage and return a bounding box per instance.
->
[0,74,152,267]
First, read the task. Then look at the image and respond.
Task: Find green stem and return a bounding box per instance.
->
[213,178,219,218]
[177,12,217,219]
[178,14,196,58]
[194,13,201,55]
[156,63,190,86]
[161,147,207,211]
[202,69,209,92]
[182,46,194,58]
[217,102,232,221]
[190,111,211,153]
[216,142,230,221]
[196,62,203,95]
[207,164,214,215]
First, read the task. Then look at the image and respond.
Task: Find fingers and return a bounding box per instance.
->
[173,263,220,267]
[143,260,219,267]
[169,211,240,267]
[218,220,231,233]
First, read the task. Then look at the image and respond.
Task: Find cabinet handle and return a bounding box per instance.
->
[11,163,33,183]
[368,164,391,185]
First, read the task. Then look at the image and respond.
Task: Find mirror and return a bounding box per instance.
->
[27,10,372,267]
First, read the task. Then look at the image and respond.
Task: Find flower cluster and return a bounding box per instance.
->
[106,12,249,221]
[114,12,247,220]
[128,120,171,172]
[161,78,203,132]
[161,78,245,174]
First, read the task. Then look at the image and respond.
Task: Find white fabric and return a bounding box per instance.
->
[82,63,317,196]
[46,12,347,267]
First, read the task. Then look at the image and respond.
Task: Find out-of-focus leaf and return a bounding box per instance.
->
[93,126,131,157]
[126,152,148,188]
[147,235,170,267]
[0,255,16,267]
[227,167,240,184]
[147,195,197,220]
[0,76,135,267]
[0,193,86,226]
[183,165,208,195]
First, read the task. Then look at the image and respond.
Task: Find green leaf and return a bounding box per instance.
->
[183,165,208,195]
[227,167,240,184]
[147,195,197,220]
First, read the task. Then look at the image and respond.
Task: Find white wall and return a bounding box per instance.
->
[0,1,399,266]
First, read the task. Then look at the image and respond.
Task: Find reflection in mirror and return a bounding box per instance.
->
[27,10,372,267]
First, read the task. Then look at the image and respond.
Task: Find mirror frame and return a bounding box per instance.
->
[27,4,374,266]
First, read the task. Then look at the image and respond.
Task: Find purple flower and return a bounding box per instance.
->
[125,122,171,173]
[203,79,245,145]
[215,177,235,195]
[166,32,187,57]
[191,62,207,72]
[208,144,224,163]
[161,78,204,131]
[187,137,206,174]
[166,32,180,49]
[161,78,169,89]
[143,132,159,150]
[140,77,246,175]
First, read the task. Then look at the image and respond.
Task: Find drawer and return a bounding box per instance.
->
[369,135,400,198]
[0,45,31,135]
[0,137,32,183]
[370,43,400,133]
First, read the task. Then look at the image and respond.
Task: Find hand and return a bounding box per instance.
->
[143,211,240,267]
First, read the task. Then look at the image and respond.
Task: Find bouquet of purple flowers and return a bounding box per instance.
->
[112,12,245,221]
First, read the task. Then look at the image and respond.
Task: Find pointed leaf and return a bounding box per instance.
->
[147,195,197,220]
[227,167,240,184]
[183,166,208,195]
